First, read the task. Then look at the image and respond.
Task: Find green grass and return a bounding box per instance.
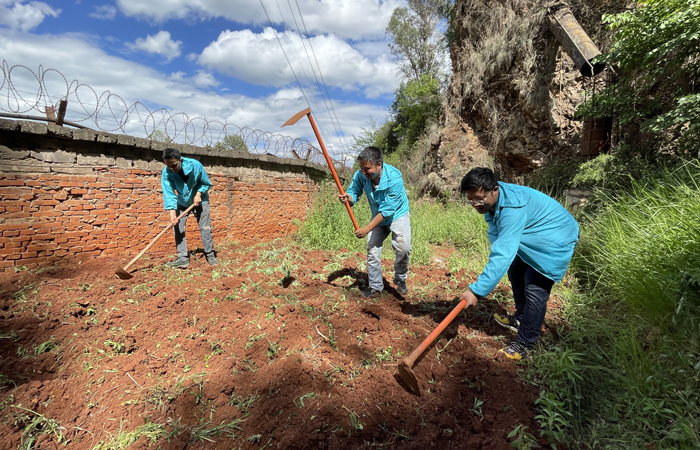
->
[527,161,700,449]
[295,182,489,268]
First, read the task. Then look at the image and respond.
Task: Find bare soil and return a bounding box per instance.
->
[0,239,559,449]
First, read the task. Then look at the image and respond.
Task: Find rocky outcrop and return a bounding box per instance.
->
[422,0,626,194]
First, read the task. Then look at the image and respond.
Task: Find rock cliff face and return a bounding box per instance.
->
[422,0,625,194]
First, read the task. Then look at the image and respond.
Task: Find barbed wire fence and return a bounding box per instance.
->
[0,60,354,175]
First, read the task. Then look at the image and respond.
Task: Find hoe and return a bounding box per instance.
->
[282,107,358,231]
[398,298,470,395]
[114,204,195,280]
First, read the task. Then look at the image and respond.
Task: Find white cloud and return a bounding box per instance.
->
[0,0,60,32]
[0,30,386,154]
[89,4,117,20]
[197,28,399,98]
[191,71,219,88]
[125,30,182,62]
[116,0,404,40]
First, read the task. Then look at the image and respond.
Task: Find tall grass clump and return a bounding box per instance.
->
[577,161,700,320]
[295,182,489,267]
[527,160,700,449]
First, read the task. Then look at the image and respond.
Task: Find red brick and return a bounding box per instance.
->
[27,244,57,252]
[0,223,30,231]
[0,180,25,187]
[33,200,60,206]
[64,231,88,238]
[69,176,97,183]
[58,181,85,188]
[33,211,62,217]
[71,189,88,195]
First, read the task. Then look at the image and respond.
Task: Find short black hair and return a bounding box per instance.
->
[357,146,383,165]
[460,167,498,193]
[162,148,182,161]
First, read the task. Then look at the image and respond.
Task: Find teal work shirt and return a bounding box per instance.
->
[346,163,409,226]
[469,182,579,297]
[161,157,212,210]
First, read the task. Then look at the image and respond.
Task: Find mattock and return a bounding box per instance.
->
[398,298,469,395]
[281,108,359,231]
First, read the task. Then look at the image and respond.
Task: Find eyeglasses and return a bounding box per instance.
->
[463,188,494,206]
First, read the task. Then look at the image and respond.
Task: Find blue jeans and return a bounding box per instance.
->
[174,202,214,258]
[508,255,554,348]
[366,214,411,291]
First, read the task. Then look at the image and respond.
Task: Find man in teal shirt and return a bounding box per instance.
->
[458,167,578,360]
[339,147,411,298]
[161,148,218,268]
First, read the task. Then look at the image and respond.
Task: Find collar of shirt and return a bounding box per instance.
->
[489,182,529,222]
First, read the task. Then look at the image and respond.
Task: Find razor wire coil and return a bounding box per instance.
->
[0,60,351,173]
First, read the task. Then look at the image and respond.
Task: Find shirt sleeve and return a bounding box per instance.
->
[194,162,212,194]
[345,171,364,204]
[377,177,405,220]
[469,207,528,297]
[161,169,178,210]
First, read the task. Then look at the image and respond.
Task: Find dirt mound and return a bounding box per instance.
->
[0,240,549,449]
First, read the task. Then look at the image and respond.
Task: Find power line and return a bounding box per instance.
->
[292,0,351,155]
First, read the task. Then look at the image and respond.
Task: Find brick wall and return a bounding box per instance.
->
[0,118,330,271]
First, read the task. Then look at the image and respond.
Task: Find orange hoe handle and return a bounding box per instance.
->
[282,108,359,231]
[404,298,468,368]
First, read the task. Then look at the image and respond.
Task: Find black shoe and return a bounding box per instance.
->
[206,254,219,266]
[493,312,520,332]
[360,288,381,298]
[394,280,407,295]
[165,257,189,269]
[499,341,530,361]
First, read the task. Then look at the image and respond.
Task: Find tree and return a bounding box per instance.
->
[351,117,399,156]
[212,134,249,153]
[149,129,170,142]
[386,0,451,82]
[390,74,442,152]
[579,0,700,154]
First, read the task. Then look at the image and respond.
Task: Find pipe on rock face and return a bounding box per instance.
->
[549,5,605,77]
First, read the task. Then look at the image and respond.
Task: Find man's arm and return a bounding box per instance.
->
[467,208,527,297]
[344,172,364,205]
[161,170,180,225]
[191,160,212,206]
[354,212,384,239]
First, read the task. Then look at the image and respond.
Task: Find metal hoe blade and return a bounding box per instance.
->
[114,266,133,280]
[398,359,420,395]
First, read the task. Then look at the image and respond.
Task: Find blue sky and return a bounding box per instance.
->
[0,0,406,160]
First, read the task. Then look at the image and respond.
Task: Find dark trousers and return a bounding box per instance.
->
[508,255,554,348]
[174,202,214,258]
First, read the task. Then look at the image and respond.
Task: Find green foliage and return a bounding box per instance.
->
[351,117,399,156]
[507,424,538,450]
[527,161,700,448]
[576,160,700,319]
[210,134,249,153]
[527,159,583,198]
[149,129,170,142]
[579,0,700,153]
[390,74,442,154]
[295,182,489,269]
[12,406,66,450]
[386,0,450,81]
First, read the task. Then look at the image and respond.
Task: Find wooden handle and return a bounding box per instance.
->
[403,299,468,368]
[305,113,360,231]
[123,203,197,271]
